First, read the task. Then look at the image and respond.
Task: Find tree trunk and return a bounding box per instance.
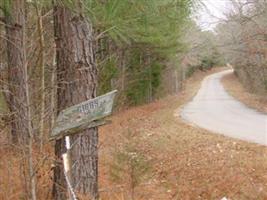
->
[53,3,99,200]
[5,1,36,199]
[5,0,29,144]
[35,1,46,150]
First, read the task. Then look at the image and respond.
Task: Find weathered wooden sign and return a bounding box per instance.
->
[50,90,117,140]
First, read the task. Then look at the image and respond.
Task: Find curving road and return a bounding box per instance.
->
[181,69,267,146]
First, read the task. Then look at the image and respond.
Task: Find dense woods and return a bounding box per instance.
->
[93,0,192,105]
[0,0,201,199]
[0,0,266,199]
[216,0,267,95]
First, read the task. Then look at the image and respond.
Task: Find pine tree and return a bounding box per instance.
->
[53,1,98,199]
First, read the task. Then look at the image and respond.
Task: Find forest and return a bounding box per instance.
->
[0,0,266,200]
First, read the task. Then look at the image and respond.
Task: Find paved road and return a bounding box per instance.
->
[181,69,267,146]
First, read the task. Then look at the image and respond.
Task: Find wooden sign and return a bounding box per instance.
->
[50,90,117,140]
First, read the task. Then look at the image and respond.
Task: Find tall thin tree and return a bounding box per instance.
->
[4,1,36,199]
[4,0,29,144]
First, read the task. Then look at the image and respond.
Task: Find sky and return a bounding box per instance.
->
[196,0,234,31]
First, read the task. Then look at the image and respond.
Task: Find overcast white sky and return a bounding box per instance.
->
[196,0,234,30]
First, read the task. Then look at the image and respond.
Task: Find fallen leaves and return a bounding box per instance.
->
[99,68,267,200]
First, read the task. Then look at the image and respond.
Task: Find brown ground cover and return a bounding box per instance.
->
[1,68,267,200]
[99,68,267,200]
[221,73,267,114]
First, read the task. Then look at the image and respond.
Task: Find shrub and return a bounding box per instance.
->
[186,65,196,78]
[109,131,152,200]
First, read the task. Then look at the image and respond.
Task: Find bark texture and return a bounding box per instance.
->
[5,0,29,144]
[5,2,36,199]
[35,3,46,150]
[53,4,98,200]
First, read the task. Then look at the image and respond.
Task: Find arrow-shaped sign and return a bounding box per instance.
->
[50,90,117,140]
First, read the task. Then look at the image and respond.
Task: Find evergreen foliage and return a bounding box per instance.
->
[98,56,118,94]
[85,0,194,105]
[109,130,151,199]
